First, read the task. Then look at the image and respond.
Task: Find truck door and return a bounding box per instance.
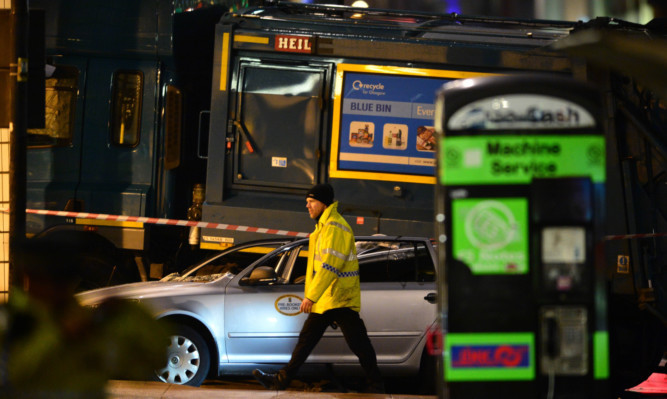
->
[78,59,159,216]
[232,62,327,189]
[27,57,85,232]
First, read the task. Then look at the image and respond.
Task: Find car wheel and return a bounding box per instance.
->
[154,325,211,386]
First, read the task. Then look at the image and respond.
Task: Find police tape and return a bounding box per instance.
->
[8,208,667,241]
[604,232,667,240]
[22,208,310,238]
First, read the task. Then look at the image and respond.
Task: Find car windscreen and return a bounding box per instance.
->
[162,244,284,282]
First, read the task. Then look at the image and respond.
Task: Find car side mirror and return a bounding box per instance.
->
[241,266,277,286]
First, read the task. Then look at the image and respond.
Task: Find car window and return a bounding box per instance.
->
[241,244,311,286]
[261,248,291,276]
[288,246,309,284]
[215,239,436,285]
[162,244,283,282]
[358,241,435,283]
[241,247,295,285]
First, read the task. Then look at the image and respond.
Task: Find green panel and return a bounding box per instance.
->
[444,332,535,381]
[593,330,610,379]
[440,135,605,185]
[452,197,529,274]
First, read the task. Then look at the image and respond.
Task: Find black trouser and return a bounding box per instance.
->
[282,307,382,384]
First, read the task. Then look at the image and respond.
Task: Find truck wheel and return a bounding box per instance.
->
[76,250,136,291]
[28,231,138,291]
[154,325,211,387]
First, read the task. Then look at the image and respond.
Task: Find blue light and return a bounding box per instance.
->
[445,0,461,14]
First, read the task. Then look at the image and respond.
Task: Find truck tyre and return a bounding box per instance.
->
[28,230,139,292]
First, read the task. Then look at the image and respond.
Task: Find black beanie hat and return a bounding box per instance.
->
[306,183,334,206]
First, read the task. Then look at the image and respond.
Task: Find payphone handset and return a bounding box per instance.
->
[540,306,589,376]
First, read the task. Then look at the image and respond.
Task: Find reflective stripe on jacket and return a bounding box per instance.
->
[305,201,360,314]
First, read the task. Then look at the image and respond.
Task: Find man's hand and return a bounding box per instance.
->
[300,298,314,314]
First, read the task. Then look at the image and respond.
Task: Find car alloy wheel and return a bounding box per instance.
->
[155,325,210,386]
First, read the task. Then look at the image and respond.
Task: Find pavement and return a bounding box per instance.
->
[106,380,437,399]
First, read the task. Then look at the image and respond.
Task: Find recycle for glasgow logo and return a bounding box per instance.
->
[465,200,518,251]
[453,197,528,274]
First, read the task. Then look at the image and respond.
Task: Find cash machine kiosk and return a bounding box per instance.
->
[434,74,608,398]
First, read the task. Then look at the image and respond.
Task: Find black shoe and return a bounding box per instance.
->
[361,380,385,394]
[253,369,288,390]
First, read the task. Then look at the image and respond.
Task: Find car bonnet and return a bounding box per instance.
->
[75,273,234,306]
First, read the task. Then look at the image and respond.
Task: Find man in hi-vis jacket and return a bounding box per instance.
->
[253,183,383,393]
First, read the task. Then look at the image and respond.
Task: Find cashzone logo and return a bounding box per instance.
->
[447,94,596,130]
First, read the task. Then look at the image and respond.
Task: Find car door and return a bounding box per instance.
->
[309,239,437,364]
[223,243,309,364]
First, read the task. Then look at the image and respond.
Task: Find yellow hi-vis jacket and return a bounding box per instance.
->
[305,201,361,314]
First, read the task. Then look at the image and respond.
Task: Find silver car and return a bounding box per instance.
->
[76,236,437,389]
